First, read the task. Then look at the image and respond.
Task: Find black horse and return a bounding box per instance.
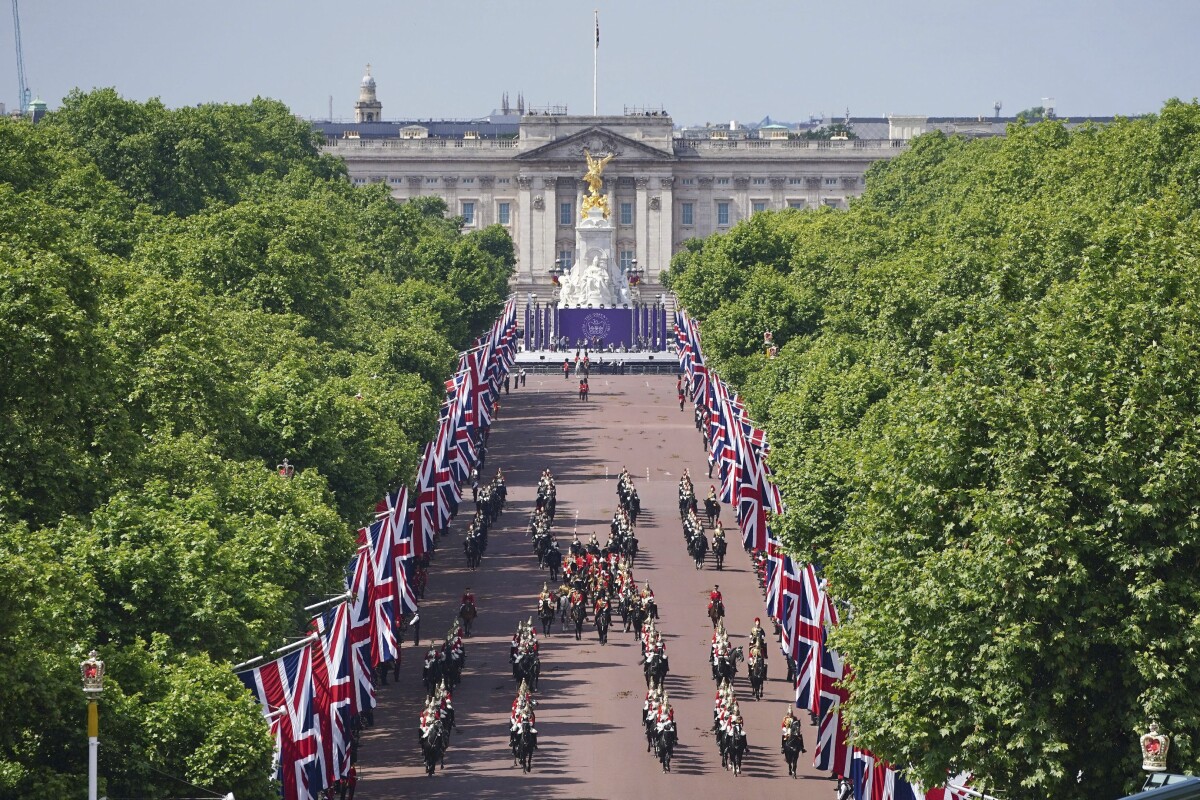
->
[513,650,540,691]
[570,598,587,641]
[688,531,708,569]
[545,546,563,582]
[657,721,677,773]
[464,535,483,570]
[513,720,536,773]
[782,719,806,777]
[643,650,669,689]
[726,722,748,776]
[594,602,611,644]
[704,497,721,526]
[537,597,556,635]
[748,652,768,700]
[708,600,725,628]
[713,647,742,685]
[713,536,728,570]
[419,719,445,776]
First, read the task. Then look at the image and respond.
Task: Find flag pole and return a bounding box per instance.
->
[593,9,598,115]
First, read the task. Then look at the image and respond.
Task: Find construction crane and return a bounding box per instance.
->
[12,0,30,114]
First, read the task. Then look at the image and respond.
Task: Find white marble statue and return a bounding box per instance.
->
[560,253,630,307]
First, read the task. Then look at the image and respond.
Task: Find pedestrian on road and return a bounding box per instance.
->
[707,452,715,479]
[504,375,510,394]
[564,359,571,380]
[521,368,527,387]
[678,386,685,411]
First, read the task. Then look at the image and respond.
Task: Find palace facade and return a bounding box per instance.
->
[314,70,1114,309]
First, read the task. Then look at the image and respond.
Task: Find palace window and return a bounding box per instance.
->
[461,201,475,225]
[620,250,635,271]
[716,177,730,186]
[558,249,575,268]
[681,202,694,226]
[717,201,730,226]
[788,199,806,209]
[497,177,510,184]
[824,177,838,186]
[753,177,767,185]
[462,177,475,185]
[681,178,695,186]
[426,177,438,184]
[560,202,573,226]
[752,201,768,214]
[788,177,803,185]
[498,202,511,225]
[620,202,633,226]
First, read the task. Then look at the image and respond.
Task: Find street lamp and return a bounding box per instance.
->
[81,650,105,800]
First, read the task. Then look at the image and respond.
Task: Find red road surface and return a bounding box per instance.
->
[355,375,835,799]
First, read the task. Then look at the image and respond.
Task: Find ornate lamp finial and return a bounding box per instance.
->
[81,650,105,698]
[1141,721,1170,772]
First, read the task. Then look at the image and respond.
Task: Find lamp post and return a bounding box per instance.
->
[530,292,539,351]
[81,650,105,800]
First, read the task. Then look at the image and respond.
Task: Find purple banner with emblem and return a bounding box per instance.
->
[558,308,634,350]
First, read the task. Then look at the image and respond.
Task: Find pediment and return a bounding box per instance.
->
[515,126,675,162]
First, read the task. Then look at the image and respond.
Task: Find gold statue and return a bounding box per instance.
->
[581,148,614,219]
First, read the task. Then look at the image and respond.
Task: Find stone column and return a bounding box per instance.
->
[541,176,558,278]
[653,177,674,284]
[734,176,751,220]
[406,175,423,199]
[770,176,787,210]
[479,175,495,226]
[635,176,650,273]
[442,175,459,215]
[697,176,715,236]
[805,176,821,209]
[517,175,535,283]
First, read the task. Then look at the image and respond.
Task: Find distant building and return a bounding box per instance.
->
[316,69,1123,307]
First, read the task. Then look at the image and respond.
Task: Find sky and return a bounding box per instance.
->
[4,0,1198,126]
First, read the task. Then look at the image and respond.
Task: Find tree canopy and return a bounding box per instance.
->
[0,90,512,799]
[665,99,1200,799]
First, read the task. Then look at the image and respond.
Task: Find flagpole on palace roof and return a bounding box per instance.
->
[593,9,599,116]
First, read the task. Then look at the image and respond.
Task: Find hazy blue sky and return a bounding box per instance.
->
[5,0,1198,125]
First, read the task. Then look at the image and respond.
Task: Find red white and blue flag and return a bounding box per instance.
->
[237,643,325,800]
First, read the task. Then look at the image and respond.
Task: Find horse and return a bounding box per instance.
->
[594,603,611,645]
[419,719,445,776]
[657,722,677,773]
[714,647,742,685]
[464,535,482,570]
[713,536,727,570]
[513,650,540,691]
[621,534,639,565]
[708,599,725,628]
[688,531,708,569]
[570,598,587,641]
[782,719,806,777]
[458,602,478,637]
[644,650,669,689]
[628,602,647,640]
[538,597,556,636]
[704,497,721,527]
[726,722,748,776]
[748,652,768,700]
[422,657,443,698]
[514,720,536,773]
[546,547,563,582]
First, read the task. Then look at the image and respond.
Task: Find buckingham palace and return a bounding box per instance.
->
[315,69,1075,310]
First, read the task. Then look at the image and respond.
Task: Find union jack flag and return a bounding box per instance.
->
[388,487,419,615]
[813,644,851,776]
[237,643,325,800]
[363,521,399,666]
[413,442,439,558]
[346,550,378,714]
[311,603,353,785]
